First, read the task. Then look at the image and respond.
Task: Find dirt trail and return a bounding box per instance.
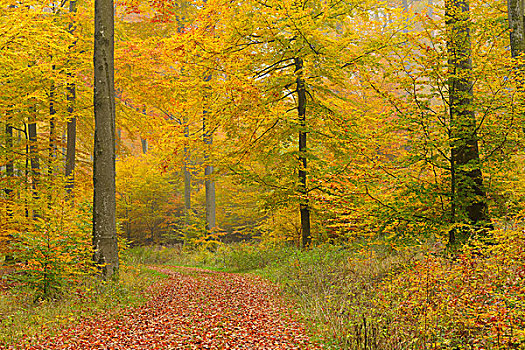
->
[24,266,321,349]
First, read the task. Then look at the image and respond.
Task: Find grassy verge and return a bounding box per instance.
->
[124,242,408,348]
[0,264,168,347]
[125,234,525,350]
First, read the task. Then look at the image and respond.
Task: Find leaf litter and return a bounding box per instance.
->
[16,267,322,349]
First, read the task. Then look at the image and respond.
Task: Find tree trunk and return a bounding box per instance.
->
[28,116,40,197]
[93,0,119,279]
[446,0,488,244]
[5,115,14,200]
[203,117,216,232]
[184,163,191,214]
[508,0,525,58]
[65,0,77,195]
[294,57,311,248]
[402,0,409,34]
[507,0,525,145]
[141,138,148,154]
[48,78,57,177]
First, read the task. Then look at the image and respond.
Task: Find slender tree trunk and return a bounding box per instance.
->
[93,0,118,279]
[5,115,14,200]
[125,200,131,241]
[508,0,525,58]
[402,0,409,34]
[140,108,148,154]
[446,0,488,244]
[184,164,191,211]
[65,105,76,191]
[141,138,148,154]
[507,0,525,141]
[294,57,311,248]
[27,116,40,197]
[24,124,29,218]
[48,78,57,177]
[203,117,216,232]
[65,0,77,195]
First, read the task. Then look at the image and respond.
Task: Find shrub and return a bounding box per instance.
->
[10,200,94,301]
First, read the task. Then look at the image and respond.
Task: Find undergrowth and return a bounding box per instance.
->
[125,228,525,350]
[3,224,523,350]
[0,264,167,347]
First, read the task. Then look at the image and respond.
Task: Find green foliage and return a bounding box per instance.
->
[213,243,293,272]
[123,245,184,266]
[9,198,94,301]
[116,154,182,246]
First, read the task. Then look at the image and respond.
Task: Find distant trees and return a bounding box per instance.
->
[3,0,524,269]
[112,0,524,247]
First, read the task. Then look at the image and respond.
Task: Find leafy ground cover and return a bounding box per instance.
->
[0,265,168,348]
[2,266,322,349]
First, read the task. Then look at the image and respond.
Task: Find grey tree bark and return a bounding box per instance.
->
[28,116,40,194]
[93,0,119,279]
[507,0,525,140]
[508,0,525,58]
[65,0,77,195]
[203,117,215,232]
[141,138,148,154]
[446,0,489,245]
[48,77,57,177]
[294,57,311,248]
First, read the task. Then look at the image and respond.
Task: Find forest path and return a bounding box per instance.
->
[27,266,321,349]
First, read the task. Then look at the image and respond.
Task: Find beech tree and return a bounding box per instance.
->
[446,0,489,243]
[65,0,77,194]
[93,0,119,279]
[294,57,311,247]
[508,0,525,58]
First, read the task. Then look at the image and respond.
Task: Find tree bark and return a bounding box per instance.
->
[28,116,40,195]
[5,115,14,199]
[295,57,311,248]
[93,0,119,279]
[48,78,57,177]
[446,0,488,244]
[508,0,525,58]
[65,0,77,195]
[203,117,216,232]
[141,138,148,154]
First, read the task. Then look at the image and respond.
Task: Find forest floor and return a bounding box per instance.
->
[12,266,322,350]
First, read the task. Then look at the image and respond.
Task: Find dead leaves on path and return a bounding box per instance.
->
[20,267,321,349]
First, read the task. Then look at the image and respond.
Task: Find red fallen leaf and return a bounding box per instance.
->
[12,266,323,350]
